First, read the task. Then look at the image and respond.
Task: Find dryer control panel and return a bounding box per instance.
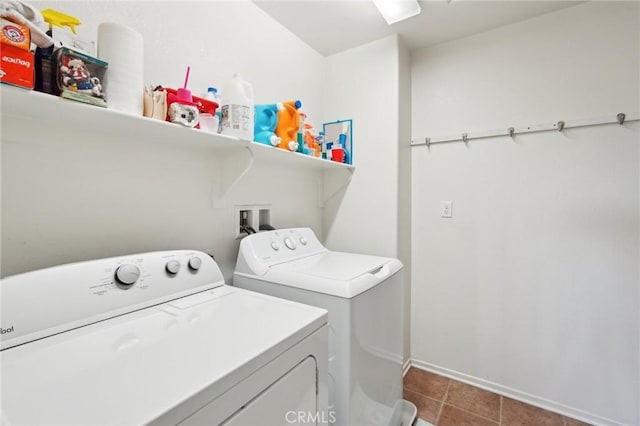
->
[0,250,223,351]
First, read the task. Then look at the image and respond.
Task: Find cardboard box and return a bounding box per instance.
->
[56,47,108,107]
[0,42,35,89]
[1,19,30,51]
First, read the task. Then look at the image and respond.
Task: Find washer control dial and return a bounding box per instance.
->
[188,257,202,271]
[270,241,280,251]
[115,264,141,287]
[299,237,308,246]
[165,260,181,275]
[284,237,297,250]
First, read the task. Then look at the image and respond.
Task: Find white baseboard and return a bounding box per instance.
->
[402,358,412,377]
[409,359,629,426]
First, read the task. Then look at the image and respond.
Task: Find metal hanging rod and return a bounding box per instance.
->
[411,112,640,147]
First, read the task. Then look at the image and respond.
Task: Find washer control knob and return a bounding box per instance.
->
[270,241,280,251]
[165,260,181,275]
[299,237,307,246]
[188,257,202,271]
[115,264,140,287]
[284,237,296,250]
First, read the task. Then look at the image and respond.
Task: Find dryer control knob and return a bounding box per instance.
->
[115,264,140,287]
[299,237,307,246]
[270,241,280,251]
[165,260,181,275]
[188,257,202,271]
[284,237,296,250]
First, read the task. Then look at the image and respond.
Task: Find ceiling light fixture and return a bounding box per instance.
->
[372,0,421,25]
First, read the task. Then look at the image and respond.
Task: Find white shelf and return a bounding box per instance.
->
[0,84,247,151]
[249,141,355,171]
[0,85,355,172]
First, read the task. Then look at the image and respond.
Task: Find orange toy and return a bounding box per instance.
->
[275,100,302,151]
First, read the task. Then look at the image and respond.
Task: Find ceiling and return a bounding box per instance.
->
[254,0,585,56]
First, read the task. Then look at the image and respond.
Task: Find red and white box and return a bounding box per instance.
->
[1,43,35,89]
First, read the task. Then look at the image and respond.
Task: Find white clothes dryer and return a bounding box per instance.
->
[1,250,329,426]
[234,228,416,426]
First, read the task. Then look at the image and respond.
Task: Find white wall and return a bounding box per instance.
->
[324,35,400,257]
[1,1,327,281]
[398,40,412,367]
[324,35,412,362]
[410,2,639,425]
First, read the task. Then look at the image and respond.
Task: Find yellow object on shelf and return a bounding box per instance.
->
[41,9,81,35]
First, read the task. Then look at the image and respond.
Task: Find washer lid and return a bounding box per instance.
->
[248,252,403,299]
[285,252,389,281]
[233,227,404,298]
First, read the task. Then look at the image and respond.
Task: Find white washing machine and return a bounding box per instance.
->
[234,228,416,426]
[0,250,329,426]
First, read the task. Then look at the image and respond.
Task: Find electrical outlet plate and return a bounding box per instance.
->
[441,201,452,218]
[235,204,272,239]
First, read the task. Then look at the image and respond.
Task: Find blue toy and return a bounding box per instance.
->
[254,103,282,146]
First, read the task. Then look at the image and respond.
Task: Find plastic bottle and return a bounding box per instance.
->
[254,103,282,146]
[304,123,320,157]
[35,28,55,94]
[275,100,302,151]
[206,87,220,103]
[205,87,223,133]
[318,131,326,159]
[296,112,307,153]
[36,9,78,94]
[201,87,220,133]
[220,74,255,141]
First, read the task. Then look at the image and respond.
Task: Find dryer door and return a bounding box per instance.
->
[223,356,318,426]
[182,356,321,426]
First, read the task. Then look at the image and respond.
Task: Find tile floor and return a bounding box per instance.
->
[403,367,592,426]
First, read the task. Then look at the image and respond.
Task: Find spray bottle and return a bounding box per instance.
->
[36,9,82,94]
[41,9,94,54]
[41,9,81,34]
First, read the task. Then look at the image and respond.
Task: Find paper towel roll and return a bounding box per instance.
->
[97,23,144,115]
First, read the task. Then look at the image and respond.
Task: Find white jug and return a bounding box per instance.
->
[220,74,254,141]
